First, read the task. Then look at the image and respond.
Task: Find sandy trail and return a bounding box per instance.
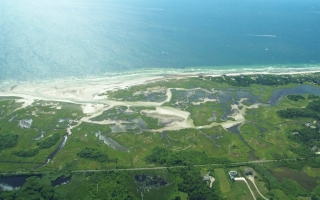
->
[209,176,215,188]
[247,175,268,200]
[234,177,256,200]
[198,98,261,129]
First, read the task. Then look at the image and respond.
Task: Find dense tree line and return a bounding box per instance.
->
[7,133,61,158]
[77,147,109,163]
[277,108,318,119]
[287,94,305,101]
[308,95,320,100]
[307,99,320,113]
[12,133,62,158]
[12,149,39,157]
[211,74,320,87]
[0,171,136,200]
[289,128,319,146]
[277,99,320,156]
[0,176,59,200]
[0,169,222,200]
[80,171,135,199]
[215,74,305,87]
[272,158,320,171]
[252,164,312,199]
[279,178,310,198]
[277,99,320,119]
[146,147,230,166]
[168,167,220,200]
[37,133,60,149]
[0,134,18,151]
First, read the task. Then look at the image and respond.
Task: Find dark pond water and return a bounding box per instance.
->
[135,174,167,188]
[36,135,68,168]
[268,85,320,106]
[51,175,72,187]
[220,109,232,121]
[235,90,260,104]
[46,135,67,163]
[227,124,258,160]
[160,132,170,146]
[216,91,234,104]
[0,175,41,191]
[270,168,319,191]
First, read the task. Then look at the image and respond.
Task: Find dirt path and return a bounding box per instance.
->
[234,177,256,200]
[209,176,215,188]
[247,175,268,200]
[0,157,308,176]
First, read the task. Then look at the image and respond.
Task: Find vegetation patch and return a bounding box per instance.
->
[12,148,39,157]
[0,134,18,151]
[287,94,305,101]
[146,146,230,166]
[215,168,230,193]
[37,133,60,149]
[169,167,220,200]
[277,98,320,156]
[77,147,110,163]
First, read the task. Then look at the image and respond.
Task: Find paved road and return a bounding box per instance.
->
[0,157,309,175]
[234,177,256,200]
[247,175,268,200]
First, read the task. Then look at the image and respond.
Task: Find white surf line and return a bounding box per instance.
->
[142,7,163,11]
[240,34,276,38]
[234,177,256,200]
[253,34,276,37]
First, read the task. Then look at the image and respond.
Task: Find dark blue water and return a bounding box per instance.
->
[268,85,320,105]
[0,0,320,81]
[0,175,42,191]
[51,175,72,187]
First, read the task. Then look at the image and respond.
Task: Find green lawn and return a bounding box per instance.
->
[215,168,231,193]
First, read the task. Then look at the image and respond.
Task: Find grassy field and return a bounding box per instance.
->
[1,75,320,199]
[0,79,303,169]
[0,79,318,170]
[215,168,230,193]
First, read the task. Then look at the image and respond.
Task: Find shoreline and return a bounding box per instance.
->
[0,68,320,103]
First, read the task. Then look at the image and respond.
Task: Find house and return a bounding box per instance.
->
[311,146,318,152]
[244,168,258,178]
[228,171,238,180]
[305,123,317,129]
[305,123,312,128]
[203,173,210,181]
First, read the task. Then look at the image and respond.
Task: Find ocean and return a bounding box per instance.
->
[1,0,320,82]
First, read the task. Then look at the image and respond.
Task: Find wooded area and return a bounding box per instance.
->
[77,147,109,163]
[0,134,18,151]
[37,133,60,149]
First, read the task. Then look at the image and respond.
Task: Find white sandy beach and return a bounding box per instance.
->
[1,70,320,103]
[1,70,320,132]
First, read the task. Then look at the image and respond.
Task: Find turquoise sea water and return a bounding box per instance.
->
[0,0,320,81]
